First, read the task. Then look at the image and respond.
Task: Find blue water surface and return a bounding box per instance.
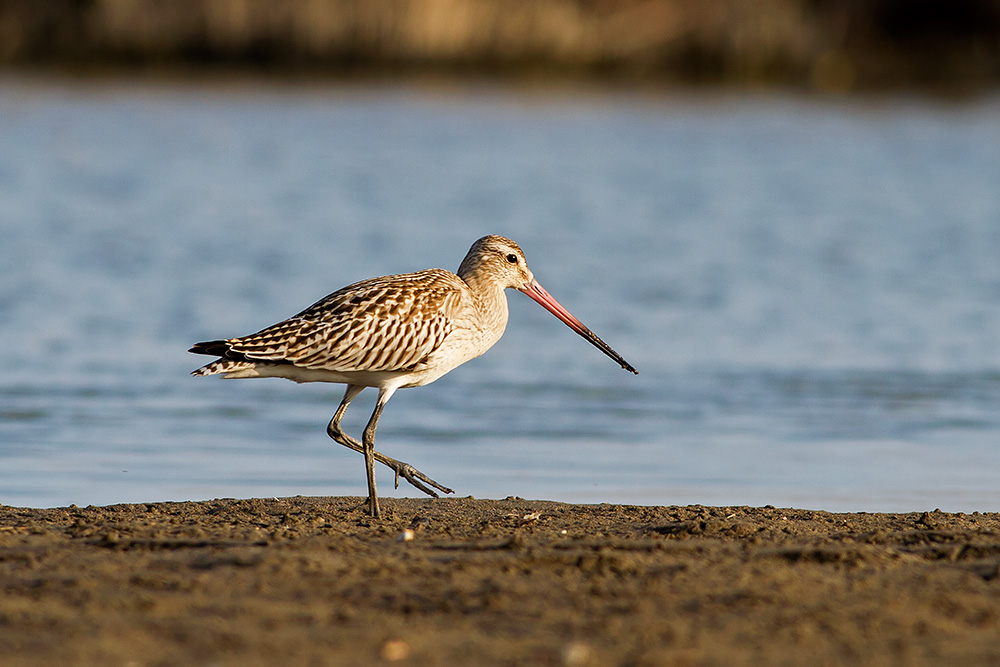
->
[1,76,999,511]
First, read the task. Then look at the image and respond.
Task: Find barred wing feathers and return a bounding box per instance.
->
[205,269,463,373]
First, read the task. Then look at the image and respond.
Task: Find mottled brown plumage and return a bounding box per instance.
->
[191,235,636,518]
[192,269,462,378]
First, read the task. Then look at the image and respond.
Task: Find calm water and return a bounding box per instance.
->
[2,76,999,512]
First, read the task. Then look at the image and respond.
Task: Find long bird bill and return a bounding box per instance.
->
[520,280,638,374]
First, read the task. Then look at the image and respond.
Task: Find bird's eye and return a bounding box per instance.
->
[506,253,518,264]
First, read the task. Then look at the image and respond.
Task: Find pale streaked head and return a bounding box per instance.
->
[460,235,638,375]
[457,234,536,291]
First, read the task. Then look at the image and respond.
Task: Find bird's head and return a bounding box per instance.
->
[457,234,535,291]
[458,235,638,374]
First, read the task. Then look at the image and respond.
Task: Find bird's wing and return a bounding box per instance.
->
[221,269,463,373]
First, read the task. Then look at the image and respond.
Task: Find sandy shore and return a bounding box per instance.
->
[1,496,999,665]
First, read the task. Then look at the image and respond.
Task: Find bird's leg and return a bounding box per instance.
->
[359,391,392,518]
[326,386,454,501]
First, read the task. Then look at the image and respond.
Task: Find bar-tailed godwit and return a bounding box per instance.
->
[190,235,636,517]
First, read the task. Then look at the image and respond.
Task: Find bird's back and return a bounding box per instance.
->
[191,268,470,381]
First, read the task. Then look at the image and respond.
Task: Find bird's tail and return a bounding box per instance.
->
[189,339,236,377]
[191,358,257,377]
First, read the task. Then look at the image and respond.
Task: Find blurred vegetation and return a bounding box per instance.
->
[1,0,999,91]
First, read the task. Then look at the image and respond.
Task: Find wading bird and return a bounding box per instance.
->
[190,235,637,517]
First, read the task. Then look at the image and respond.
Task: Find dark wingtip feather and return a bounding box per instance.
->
[188,339,295,367]
[189,340,231,356]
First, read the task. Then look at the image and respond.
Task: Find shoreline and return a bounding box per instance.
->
[2,1,999,92]
[2,496,999,665]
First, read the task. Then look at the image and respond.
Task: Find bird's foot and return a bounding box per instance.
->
[390,461,454,498]
[352,497,381,519]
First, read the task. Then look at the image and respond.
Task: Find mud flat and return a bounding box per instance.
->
[1,496,999,665]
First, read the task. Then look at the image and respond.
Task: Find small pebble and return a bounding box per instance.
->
[397,529,415,542]
[562,640,593,666]
[519,511,542,526]
[381,639,411,661]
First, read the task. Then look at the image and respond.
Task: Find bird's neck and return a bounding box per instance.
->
[458,266,509,332]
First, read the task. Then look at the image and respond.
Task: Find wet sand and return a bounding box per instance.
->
[1,496,999,666]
